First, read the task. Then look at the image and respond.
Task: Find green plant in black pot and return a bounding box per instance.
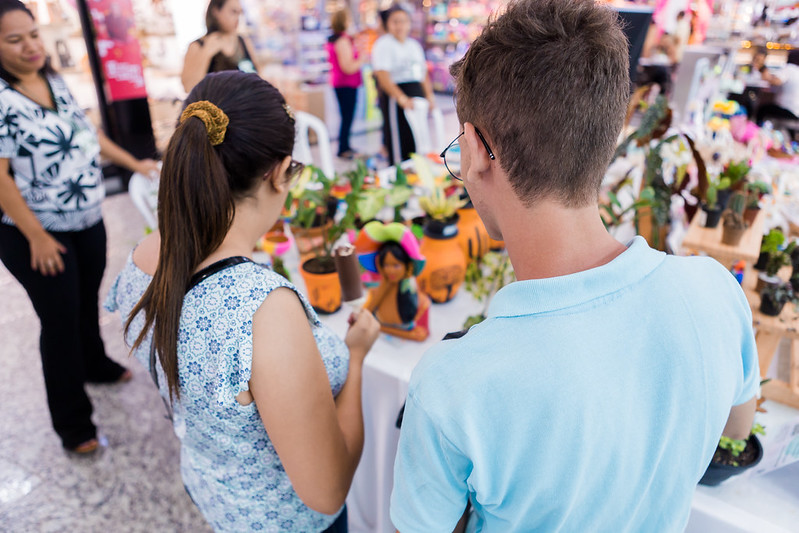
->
[702,177,730,228]
[756,230,796,291]
[699,423,765,486]
[759,282,794,316]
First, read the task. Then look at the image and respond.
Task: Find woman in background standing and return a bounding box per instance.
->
[181,0,259,94]
[372,5,435,165]
[327,8,363,160]
[0,0,158,453]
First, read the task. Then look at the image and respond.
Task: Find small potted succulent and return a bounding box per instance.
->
[416,185,469,303]
[759,282,794,316]
[743,181,769,225]
[721,192,747,246]
[699,423,765,486]
[702,178,729,228]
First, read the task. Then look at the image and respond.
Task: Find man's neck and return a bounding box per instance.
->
[500,201,628,281]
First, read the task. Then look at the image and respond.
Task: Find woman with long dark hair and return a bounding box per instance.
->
[327,8,363,159]
[125,71,379,531]
[180,0,259,93]
[0,0,158,453]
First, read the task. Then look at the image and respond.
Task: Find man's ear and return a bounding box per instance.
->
[463,122,492,175]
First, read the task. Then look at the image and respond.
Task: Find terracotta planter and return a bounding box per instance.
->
[487,237,505,251]
[290,220,332,257]
[456,207,490,263]
[300,257,341,314]
[743,207,760,226]
[721,224,746,246]
[417,216,466,303]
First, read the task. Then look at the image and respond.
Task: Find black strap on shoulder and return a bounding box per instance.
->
[186,256,252,294]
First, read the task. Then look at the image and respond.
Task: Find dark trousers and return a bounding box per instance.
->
[0,221,124,448]
[380,81,425,165]
[335,87,358,155]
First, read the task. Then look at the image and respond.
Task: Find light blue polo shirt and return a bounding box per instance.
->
[391,237,759,532]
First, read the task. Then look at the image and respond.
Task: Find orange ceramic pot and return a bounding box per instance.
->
[300,258,341,314]
[456,207,490,263]
[417,217,466,303]
[290,220,332,257]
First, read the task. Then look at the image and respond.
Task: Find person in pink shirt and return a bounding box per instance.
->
[327,9,363,160]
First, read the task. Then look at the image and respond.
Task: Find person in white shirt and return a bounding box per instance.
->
[757,51,799,137]
[371,5,435,164]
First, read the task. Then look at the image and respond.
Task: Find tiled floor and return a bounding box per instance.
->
[0,103,460,531]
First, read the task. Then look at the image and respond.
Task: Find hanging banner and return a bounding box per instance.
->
[86,0,148,102]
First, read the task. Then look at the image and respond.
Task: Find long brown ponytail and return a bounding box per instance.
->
[126,71,295,399]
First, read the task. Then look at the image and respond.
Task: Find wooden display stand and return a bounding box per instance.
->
[744,286,799,409]
[681,209,799,407]
[681,208,766,285]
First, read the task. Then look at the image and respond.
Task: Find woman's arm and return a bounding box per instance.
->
[242,36,262,74]
[181,36,223,93]
[0,159,66,275]
[249,288,379,514]
[334,37,363,75]
[97,132,159,177]
[422,72,436,109]
[375,70,414,110]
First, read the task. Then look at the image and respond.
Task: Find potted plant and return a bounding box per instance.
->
[456,192,491,263]
[292,166,364,314]
[756,230,796,292]
[721,192,747,246]
[416,185,468,303]
[743,181,769,225]
[699,424,765,486]
[755,229,782,271]
[759,282,794,316]
[462,251,515,329]
[702,177,730,228]
[719,159,751,196]
[287,166,335,257]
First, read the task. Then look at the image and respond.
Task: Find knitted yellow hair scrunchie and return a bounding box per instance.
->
[180,101,229,146]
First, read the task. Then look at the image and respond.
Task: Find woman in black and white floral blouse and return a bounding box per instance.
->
[0,0,158,453]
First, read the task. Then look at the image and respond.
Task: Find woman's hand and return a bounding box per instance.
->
[202,31,227,57]
[29,231,66,276]
[427,95,436,111]
[398,95,414,110]
[133,159,160,179]
[345,309,380,363]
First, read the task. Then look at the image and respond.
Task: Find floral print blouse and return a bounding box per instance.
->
[0,73,103,231]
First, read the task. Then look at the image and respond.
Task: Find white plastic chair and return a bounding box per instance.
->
[402,97,446,155]
[293,110,335,179]
[128,172,159,230]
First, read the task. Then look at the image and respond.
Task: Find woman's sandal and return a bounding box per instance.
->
[68,438,99,454]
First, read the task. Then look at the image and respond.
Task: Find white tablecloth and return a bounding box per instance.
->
[286,249,799,533]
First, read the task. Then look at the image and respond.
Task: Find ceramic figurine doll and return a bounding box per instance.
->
[354,221,430,341]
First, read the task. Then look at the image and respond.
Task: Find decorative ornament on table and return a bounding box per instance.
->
[354,221,430,341]
[416,184,468,303]
[286,165,363,314]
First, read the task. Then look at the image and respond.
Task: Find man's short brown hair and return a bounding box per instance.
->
[450,0,630,207]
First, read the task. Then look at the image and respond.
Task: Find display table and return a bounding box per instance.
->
[680,208,766,285]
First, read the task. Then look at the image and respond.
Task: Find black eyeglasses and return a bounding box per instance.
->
[440,128,495,181]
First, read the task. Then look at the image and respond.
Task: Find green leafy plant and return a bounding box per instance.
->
[761,229,797,278]
[462,252,515,329]
[419,185,468,222]
[705,175,731,210]
[286,165,334,230]
[720,160,751,189]
[718,423,765,467]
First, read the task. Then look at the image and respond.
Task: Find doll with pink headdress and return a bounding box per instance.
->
[354,221,430,341]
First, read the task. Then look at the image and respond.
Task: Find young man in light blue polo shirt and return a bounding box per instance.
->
[390,1,760,531]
